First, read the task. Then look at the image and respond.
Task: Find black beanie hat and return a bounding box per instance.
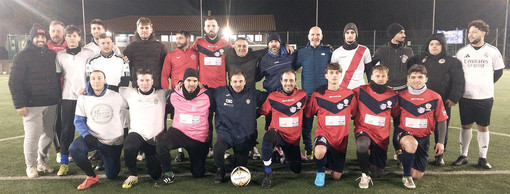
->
[343,23,358,37]
[29,23,47,40]
[387,23,404,38]
[267,32,281,44]
[183,68,199,81]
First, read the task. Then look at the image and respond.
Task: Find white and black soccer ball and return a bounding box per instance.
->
[230,166,251,187]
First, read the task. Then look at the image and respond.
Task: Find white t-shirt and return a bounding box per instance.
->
[84,42,121,56]
[456,43,505,99]
[120,87,169,142]
[75,89,127,145]
[86,53,130,86]
[331,44,372,89]
[56,48,95,100]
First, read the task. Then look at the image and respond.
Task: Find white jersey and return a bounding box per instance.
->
[331,44,372,89]
[456,43,505,99]
[75,89,127,145]
[84,41,121,56]
[56,48,95,100]
[120,87,169,142]
[86,52,130,86]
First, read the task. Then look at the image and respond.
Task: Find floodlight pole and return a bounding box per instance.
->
[503,0,508,59]
[316,0,319,26]
[82,0,87,43]
[432,0,436,34]
[200,0,203,36]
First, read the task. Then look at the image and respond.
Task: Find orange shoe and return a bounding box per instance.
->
[77,175,99,190]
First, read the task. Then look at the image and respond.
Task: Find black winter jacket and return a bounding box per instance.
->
[225,48,266,89]
[123,33,167,89]
[372,42,414,88]
[9,41,60,109]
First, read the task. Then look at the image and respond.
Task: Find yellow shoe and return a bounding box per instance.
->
[57,164,69,176]
[122,175,138,189]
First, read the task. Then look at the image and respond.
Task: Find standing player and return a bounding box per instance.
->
[84,19,121,55]
[396,64,448,189]
[331,23,372,89]
[258,70,307,189]
[352,65,399,188]
[452,20,505,169]
[306,63,357,187]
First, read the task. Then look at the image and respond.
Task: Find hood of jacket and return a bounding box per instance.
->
[424,33,447,57]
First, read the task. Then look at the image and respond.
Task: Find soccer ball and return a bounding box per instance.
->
[230,166,251,187]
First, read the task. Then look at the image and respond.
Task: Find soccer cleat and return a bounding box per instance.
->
[122,175,139,189]
[214,168,225,184]
[77,175,99,190]
[402,176,416,189]
[175,152,185,162]
[478,158,492,169]
[37,162,54,173]
[252,147,261,160]
[434,155,445,166]
[57,164,69,176]
[206,148,214,158]
[56,152,61,163]
[136,152,145,161]
[395,149,403,169]
[452,155,468,166]
[261,172,272,189]
[155,172,175,187]
[26,166,39,178]
[314,172,325,187]
[356,173,373,189]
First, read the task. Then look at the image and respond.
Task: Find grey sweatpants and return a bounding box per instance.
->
[22,105,57,167]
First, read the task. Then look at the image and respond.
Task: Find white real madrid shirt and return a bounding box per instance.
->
[120,87,169,142]
[86,53,130,86]
[56,48,95,100]
[331,44,372,89]
[456,43,505,99]
[75,89,127,145]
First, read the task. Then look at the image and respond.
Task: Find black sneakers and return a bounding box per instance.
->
[478,158,492,169]
[175,152,185,162]
[434,154,445,166]
[262,172,272,189]
[452,155,468,166]
[155,173,175,187]
[214,168,225,184]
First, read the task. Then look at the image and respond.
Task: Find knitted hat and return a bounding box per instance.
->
[183,68,199,81]
[343,23,358,37]
[387,23,405,38]
[29,23,47,40]
[267,32,281,44]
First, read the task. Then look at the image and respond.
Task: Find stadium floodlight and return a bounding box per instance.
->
[223,27,233,40]
[106,31,113,37]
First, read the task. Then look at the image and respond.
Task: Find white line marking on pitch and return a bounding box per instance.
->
[449,126,510,138]
[0,135,23,142]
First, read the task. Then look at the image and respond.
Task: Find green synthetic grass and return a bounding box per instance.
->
[1,70,510,193]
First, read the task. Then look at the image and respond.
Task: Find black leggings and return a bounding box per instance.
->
[60,100,77,156]
[124,132,161,179]
[213,138,250,170]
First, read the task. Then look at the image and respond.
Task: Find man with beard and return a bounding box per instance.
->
[123,17,167,89]
[258,70,307,189]
[296,26,333,159]
[452,20,505,169]
[46,20,67,164]
[352,65,399,188]
[161,31,198,162]
[9,23,60,178]
[155,68,215,186]
[408,33,464,166]
[55,25,95,176]
[84,19,120,55]
[192,17,232,88]
[331,23,372,90]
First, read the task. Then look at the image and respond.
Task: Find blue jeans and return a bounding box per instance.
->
[69,136,122,179]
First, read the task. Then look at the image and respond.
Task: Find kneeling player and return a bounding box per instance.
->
[306,63,357,187]
[396,64,447,189]
[258,70,308,189]
[155,68,215,186]
[352,65,398,188]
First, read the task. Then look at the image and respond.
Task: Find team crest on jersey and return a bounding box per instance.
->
[343,99,349,105]
[219,49,224,55]
[402,55,409,63]
[289,106,297,113]
[214,51,220,57]
[417,107,425,114]
[198,100,203,105]
[154,98,158,104]
[191,54,197,60]
[380,103,387,110]
[439,59,445,64]
[484,52,489,58]
[296,102,302,109]
[246,99,250,104]
[387,101,393,108]
[425,103,432,111]
[337,103,344,110]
